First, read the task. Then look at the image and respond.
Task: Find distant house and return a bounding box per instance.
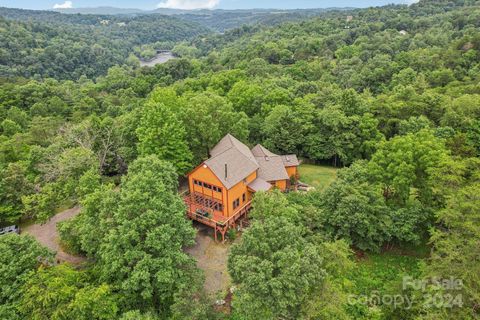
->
[184,134,299,241]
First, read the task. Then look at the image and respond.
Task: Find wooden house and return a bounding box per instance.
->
[184,134,299,241]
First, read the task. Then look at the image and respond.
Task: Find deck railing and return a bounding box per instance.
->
[184,196,217,227]
[222,200,252,227]
[183,193,251,226]
[183,192,252,242]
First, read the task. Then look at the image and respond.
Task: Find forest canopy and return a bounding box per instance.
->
[1,0,480,319]
[0,7,209,79]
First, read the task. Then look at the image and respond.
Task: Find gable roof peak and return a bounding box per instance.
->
[251,144,278,158]
[205,134,259,189]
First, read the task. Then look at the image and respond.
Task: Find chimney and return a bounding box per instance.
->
[225,163,228,180]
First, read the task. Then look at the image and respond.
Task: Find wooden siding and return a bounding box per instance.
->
[286,166,297,178]
[188,164,227,216]
[188,164,258,217]
[226,170,257,217]
[188,164,299,216]
[271,179,287,191]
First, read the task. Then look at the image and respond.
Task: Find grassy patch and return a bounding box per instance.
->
[352,252,423,296]
[298,164,338,191]
[352,241,428,294]
[346,250,425,319]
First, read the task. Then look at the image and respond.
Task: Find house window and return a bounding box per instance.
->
[193,179,200,186]
[242,193,246,202]
[203,182,212,189]
[233,198,240,209]
[213,186,222,193]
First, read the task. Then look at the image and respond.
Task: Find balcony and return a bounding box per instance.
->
[183,193,252,242]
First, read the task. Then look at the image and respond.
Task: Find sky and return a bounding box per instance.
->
[0,0,420,11]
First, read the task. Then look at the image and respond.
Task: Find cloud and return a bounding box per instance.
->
[402,0,420,4]
[53,1,73,9]
[157,0,220,10]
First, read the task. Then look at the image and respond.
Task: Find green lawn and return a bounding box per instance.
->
[298,164,338,191]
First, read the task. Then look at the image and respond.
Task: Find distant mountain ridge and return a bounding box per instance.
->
[52,6,354,32]
[54,7,353,16]
[53,6,190,15]
[1,5,359,33]
[53,6,145,15]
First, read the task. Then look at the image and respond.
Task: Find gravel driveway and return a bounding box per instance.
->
[186,223,232,295]
[22,207,86,265]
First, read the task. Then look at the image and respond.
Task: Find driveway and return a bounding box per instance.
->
[22,207,86,265]
[186,223,232,295]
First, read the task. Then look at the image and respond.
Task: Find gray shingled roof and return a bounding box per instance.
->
[255,154,289,181]
[251,144,277,157]
[205,134,258,189]
[203,135,298,190]
[281,154,300,167]
[252,144,297,180]
[211,134,258,165]
[248,177,272,192]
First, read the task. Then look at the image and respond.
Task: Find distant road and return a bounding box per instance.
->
[140,51,176,67]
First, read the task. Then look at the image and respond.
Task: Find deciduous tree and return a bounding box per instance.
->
[229,217,326,319]
[0,234,53,319]
[97,156,196,314]
[136,99,192,174]
[19,264,118,320]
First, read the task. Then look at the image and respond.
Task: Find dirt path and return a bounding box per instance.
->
[23,208,233,285]
[22,207,86,265]
[186,223,232,295]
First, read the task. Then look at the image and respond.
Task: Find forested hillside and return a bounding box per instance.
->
[0,7,209,79]
[56,7,346,32]
[1,0,479,319]
[173,8,342,32]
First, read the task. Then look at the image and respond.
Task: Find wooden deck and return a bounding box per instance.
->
[184,194,251,242]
